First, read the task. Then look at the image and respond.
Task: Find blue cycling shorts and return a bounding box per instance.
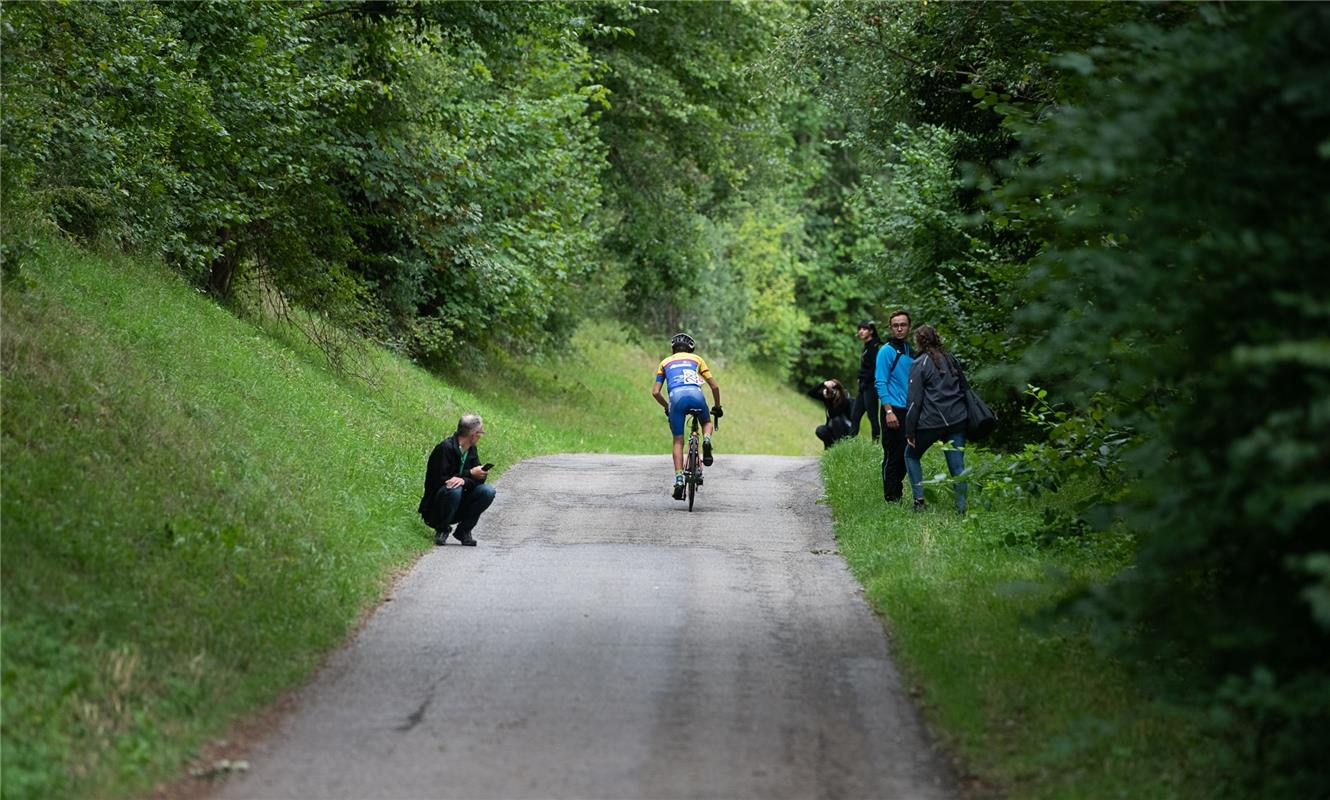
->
[668,387,710,436]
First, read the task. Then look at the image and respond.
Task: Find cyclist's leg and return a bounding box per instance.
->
[696,401,718,465]
[684,399,714,465]
[667,395,690,472]
[701,418,714,465]
[680,396,712,465]
[666,397,691,496]
[671,426,688,499]
[667,393,694,439]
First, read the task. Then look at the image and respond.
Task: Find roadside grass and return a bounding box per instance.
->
[820,436,1223,799]
[0,238,820,800]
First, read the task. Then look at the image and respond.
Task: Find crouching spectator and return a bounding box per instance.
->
[807,379,853,449]
[419,413,495,546]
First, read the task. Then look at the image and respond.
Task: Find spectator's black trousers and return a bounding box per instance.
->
[850,384,881,441]
[881,405,908,501]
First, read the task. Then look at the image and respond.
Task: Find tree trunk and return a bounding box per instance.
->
[209,228,238,297]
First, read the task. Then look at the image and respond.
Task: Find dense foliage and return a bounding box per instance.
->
[2,1,609,361]
[1004,7,1330,795]
[4,1,1328,796]
[2,0,818,371]
[786,3,1330,796]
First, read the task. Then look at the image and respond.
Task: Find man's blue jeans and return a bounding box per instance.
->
[425,483,496,539]
[904,428,967,512]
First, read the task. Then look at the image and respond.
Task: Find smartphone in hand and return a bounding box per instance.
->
[482,463,495,471]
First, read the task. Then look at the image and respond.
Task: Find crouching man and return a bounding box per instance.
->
[419,414,495,546]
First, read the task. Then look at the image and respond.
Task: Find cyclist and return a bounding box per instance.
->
[652,332,723,500]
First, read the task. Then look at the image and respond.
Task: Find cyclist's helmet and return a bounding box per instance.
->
[670,332,696,353]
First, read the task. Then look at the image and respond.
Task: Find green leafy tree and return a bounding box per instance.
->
[163,2,365,307]
[692,196,810,374]
[302,2,607,358]
[1002,6,1330,795]
[3,1,611,361]
[1,1,209,249]
[585,1,803,337]
[782,1,1173,391]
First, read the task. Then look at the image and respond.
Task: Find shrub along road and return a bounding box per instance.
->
[210,454,953,799]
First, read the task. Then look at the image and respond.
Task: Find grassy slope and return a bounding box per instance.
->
[820,436,1220,799]
[0,239,819,800]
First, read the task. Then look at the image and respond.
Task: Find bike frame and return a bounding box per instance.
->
[683,410,702,510]
[681,408,718,511]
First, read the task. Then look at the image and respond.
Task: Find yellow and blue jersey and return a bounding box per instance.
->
[655,353,712,395]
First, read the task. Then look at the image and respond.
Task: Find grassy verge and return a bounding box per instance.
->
[0,238,820,800]
[820,436,1222,799]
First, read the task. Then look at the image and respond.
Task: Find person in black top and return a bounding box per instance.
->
[849,320,883,441]
[807,378,853,449]
[419,413,495,546]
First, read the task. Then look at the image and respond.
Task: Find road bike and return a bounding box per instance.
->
[682,408,718,512]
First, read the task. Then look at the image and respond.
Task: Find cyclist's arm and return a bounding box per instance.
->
[652,379,669,409]
[706,376,720,408]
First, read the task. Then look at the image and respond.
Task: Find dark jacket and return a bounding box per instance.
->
[904,353,968,437]
[418,435,487,515]
[807,383,852,426]
[856,336,883,392]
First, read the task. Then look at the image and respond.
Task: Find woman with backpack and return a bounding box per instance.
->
[903,325,969,514]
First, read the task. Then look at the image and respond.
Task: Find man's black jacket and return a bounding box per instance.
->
[418,435,487,515]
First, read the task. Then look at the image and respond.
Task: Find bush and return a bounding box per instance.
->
[1004,6,1330,795]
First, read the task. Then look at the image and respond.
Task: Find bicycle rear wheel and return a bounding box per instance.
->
[686,451,697,511]
[686,430,699,511]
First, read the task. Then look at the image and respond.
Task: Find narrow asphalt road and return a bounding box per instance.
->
[214,454,954,799]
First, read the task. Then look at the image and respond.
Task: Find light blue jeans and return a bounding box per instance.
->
[904,427,967,512]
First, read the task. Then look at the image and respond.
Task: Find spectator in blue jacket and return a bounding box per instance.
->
[874,310,914,503]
